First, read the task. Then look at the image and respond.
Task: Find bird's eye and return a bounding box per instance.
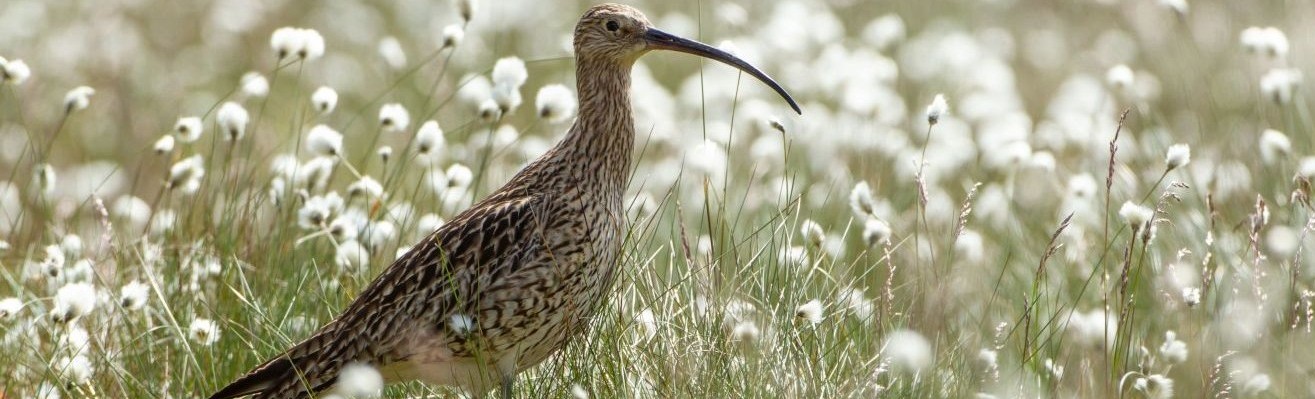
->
[605,20,620,32]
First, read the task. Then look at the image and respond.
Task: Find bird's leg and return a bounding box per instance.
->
[496,353,518,399]
[500,374,515,399]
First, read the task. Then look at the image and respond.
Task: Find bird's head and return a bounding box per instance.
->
[574,3,801,114]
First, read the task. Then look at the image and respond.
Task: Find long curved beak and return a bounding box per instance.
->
[644,28,802,115]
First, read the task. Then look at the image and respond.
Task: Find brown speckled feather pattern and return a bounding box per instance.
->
[209,7,644,399]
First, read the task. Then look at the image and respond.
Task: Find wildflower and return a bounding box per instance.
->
[240,72,269,98]
[446,164,474,188]
[1182,287,1201,307]
[925,94,948,125]
[862,218,892,246]
[167,155,206,190]
[329,217,359,242]
[0,57,31,85]
[0,297,23,320]
[63,86,95,113]
[1159,331,1188,364]
[378,37,407,70]
[1106,64,1134,91]
[1118,201,1154,230]
[882,329,932,371]
[56,354,94,384]
[271,27,325,61]
[299,193,344,229]
[1133,374,1173,399]
[441,24,465,49]
[335,240,370,272]
[174,116,204,143]
[306,124,344,157]
[795,299,823,325]
[150,134,176,155]
[189,317,221,346]
[415,121,445,154]
[448,314,475,336]
[1243,374,1271,395]
[41,244,67,278]
[800,219,825,247]
[535,84,577,123]
[1259,129,1290,164]
[1259,68,1302,104]
[491,82,523,114]
[635,309,657,341]
[347,176,384,200]
[455,0,477,23]
[312,86,339,115]
[378,103,410,133]
[217,101,250,141]
[1164,144,1190,171]
[335,362,384,398]
[119,281,150,310]
[50,282,96,323]
[478,99,502,121]
[850,181,877,218]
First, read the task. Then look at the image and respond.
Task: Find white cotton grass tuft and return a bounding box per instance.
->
[1133,374,1174,399]
[441,24,465,49]
[217,102,250,141]
[1259,129,1290,164]
[0,297,24,320]
[56,354,94,384]
[378,103,410,133]
[493,57,528,88]
[478,99,502,121]
[174,116,204,143]
[535,84,577,123]
[415,121,445,154]
[50,282,97,323]
[153,135,176,155]
[271,27,326,61]
[63,86,95,113]
[335,362,384,398]
[1164,144,1190,171]
[119,281,150,310]
[1119,201,1154,230]
[378,37,407,70]
[635,309,658,341]
[795,299,824,325]
[448,314,475,336]
[925,94,948,125]
[335,240,370,272]
[1157,0,1188,15]
[863,218,893,247]
[800,219,825,247]
[312,86,339,115]
[1159,330,1188,364]
[348,176,385,200]
[306,125,344,157]
[1259,68,1302,104]
[492,82,523,114]
[882,329,932,371]
[850,181,877,218]
[240,72,270,98]
[1106,64,1134,92]
[1181,287,1201,307]
[189,318,221,346]
[168,155,206,191]
[1240,27,1288,58]
[1243,374,1271,396]
[1,57,31,85]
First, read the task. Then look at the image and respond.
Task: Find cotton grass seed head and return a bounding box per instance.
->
[1119,201,1154,230]
[151,134,175,155]
[306,125,344,157]
[378,37,407,70]
[335,362,384,398]
[863,218,892,246]
[448,314,475,336]
[800,219,825,247]
[1,57,31,85]
[415,121,444,154]
[441,24,465,49]
[50,282,96,323]
[240,72,269,98]
[1106,64,1134,91]
[1260,68,1302,104]
[492,57,528,89]
[119,280,149,310]
[189,317,221,346]
[271,27,325,61]
[1259,129,1290,163]
[217,102,250,141]
[174,116,204,143]
[455,0,477,23]
[925,94,948,125]
[335,240,370,272]
[795,299,823,325]
[347,176,384,200]
[168,155,205,190]
[1159,330,1188,364]
[63,86,95,113]
[378,103,410,133]
[1164,143,1190,171]
[882,329,932,371]
[535,84,577,123]
[0,297,23,320]
[312,86,339,115]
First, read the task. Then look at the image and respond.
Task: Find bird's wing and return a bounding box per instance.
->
[209,193,547,399]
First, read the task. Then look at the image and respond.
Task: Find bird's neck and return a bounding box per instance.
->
[557,57,635,191]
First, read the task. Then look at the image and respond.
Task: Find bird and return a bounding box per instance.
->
[209,4,799,398]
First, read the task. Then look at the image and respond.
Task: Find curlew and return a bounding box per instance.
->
[210,4,799,398]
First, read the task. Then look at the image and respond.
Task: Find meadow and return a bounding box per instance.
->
[0,0,1311,397]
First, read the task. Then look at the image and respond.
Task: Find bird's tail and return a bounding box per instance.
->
[209,327,352,399]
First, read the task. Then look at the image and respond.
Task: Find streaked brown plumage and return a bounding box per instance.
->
[210,4,799,398]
